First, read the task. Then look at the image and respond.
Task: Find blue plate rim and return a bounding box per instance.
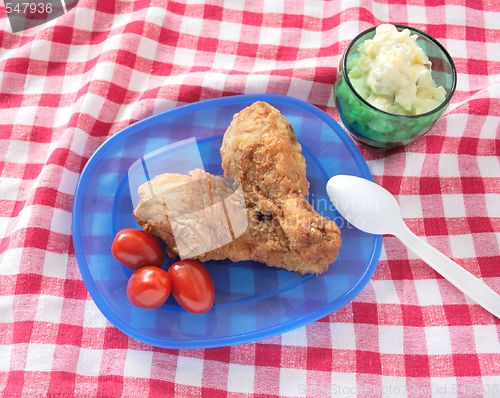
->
[72,94,382,349]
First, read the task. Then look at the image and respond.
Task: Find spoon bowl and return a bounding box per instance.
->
[326,175,404,235]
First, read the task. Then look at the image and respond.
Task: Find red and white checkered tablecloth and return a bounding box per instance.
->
[0,0,499,397]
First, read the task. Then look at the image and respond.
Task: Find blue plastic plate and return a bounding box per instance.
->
[72,94,382,348]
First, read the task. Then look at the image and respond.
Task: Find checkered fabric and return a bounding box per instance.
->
[0,0,499,397]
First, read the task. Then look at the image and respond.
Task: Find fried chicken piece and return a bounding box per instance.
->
[134,169,240,260]
[134,102,341,274]
[220,101,341,273]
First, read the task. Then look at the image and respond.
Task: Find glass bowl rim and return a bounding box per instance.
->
[341,24,457,119]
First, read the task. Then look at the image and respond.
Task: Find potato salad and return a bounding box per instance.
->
[348,24,446,115]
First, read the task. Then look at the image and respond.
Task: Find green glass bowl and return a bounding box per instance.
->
[335,25,457,149]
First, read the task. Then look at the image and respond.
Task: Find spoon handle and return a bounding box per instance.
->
[395,225,500,318]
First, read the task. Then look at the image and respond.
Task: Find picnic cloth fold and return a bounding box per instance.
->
[0,0,499,397]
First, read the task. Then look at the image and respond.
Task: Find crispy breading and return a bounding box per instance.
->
[219,101,341,273]
[134,102,341,274]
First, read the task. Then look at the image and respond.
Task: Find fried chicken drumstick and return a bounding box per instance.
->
[134,102,341,274]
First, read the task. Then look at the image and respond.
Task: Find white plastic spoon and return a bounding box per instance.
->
[327,174,500,318]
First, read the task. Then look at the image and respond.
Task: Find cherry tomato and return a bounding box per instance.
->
[169,260,215,314]
[112,229,164,270]
[127,266,171,309]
